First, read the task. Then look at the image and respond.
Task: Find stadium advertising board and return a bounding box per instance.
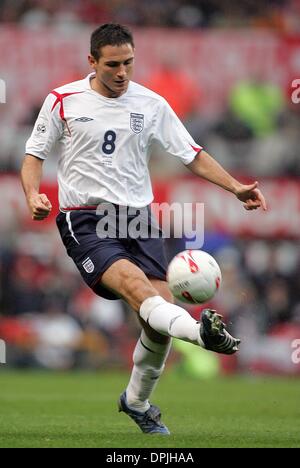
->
[0,175,299,238]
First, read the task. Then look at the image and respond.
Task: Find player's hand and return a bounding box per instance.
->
[28,193,52,221]
[235,181,267,211]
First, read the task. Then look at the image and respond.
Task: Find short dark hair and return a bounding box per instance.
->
[90,23,134,61]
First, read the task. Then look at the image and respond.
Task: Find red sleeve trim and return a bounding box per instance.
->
[190,144,202,153]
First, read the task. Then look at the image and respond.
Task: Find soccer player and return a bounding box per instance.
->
[21,24,267,435]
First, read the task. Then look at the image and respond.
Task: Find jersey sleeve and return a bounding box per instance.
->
[151,99,202,165]
[25,93,64,160]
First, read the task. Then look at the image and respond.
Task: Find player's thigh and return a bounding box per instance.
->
[100,258,158,310]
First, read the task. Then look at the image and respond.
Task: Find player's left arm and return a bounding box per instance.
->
[187,150,267,211]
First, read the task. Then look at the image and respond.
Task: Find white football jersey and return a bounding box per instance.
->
[26,73,202,209]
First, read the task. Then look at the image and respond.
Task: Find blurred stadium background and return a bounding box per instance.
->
[0,0,300,409]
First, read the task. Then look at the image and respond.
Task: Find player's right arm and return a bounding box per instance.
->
[21,155,52,220]
[21,93,63,220]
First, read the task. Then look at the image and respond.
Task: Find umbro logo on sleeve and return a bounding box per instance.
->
[75,117,94,122]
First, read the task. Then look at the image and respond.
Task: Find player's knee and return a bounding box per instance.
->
[160,288,174,304]
[120,272,150,296]
[148,278,174,304]
[119,272,157,309]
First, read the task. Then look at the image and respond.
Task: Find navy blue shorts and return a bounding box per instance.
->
[56,205,168,300]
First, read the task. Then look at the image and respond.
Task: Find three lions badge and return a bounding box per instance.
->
[130,113,144,134]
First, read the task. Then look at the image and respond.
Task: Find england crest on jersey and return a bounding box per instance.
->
[130,113,144,134]
[82,257,95,273]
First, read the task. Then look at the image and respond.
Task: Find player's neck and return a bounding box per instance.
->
[90,76,125,99]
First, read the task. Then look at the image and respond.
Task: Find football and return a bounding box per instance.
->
[167,249,222,304]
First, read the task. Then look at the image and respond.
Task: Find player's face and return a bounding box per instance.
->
[89,43,134,98]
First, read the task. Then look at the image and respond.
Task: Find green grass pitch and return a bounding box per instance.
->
[0,370,299,448]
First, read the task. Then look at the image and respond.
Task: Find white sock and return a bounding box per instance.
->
[126,330,172,413]
[140,296,204,347]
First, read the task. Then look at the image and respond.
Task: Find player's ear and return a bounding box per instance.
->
[88,54,98,69]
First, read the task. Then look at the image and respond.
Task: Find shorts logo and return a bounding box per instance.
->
[36,122,46,133]
[82,257,95,273]
[130,113,144,134]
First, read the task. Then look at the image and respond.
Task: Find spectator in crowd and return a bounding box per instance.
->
[228,75,285,138]
[146,57,201,122]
